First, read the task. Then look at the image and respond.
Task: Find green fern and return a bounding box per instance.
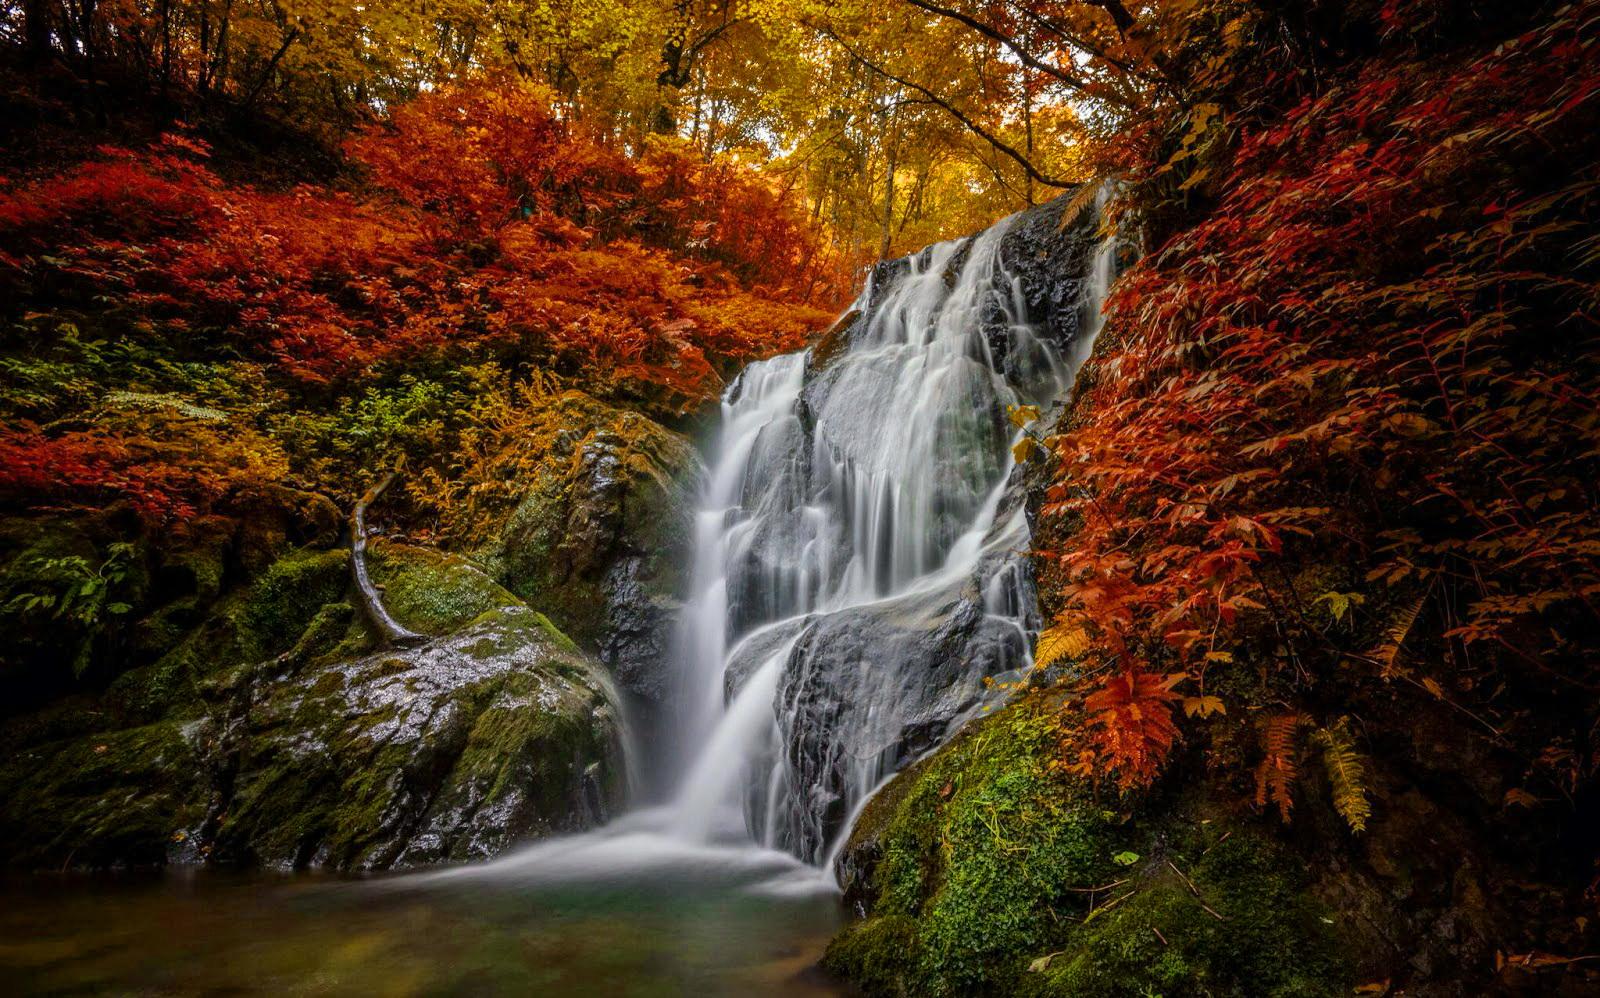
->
[1314,718,1372,833]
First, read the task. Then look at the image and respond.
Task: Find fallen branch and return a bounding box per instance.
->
[349,464,426,649]
[1168,859,1227,921]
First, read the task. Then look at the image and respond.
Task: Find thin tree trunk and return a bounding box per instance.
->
[22,0,53,64]
[878,92,898,260]
[349,469,426,649]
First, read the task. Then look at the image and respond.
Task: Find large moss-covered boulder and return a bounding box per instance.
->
[824,700,1352,997]
[0,541,626,871]
[483,390,703,701]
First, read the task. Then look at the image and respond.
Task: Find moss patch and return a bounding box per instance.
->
[826,701,1352,997]
[369,541,518,636]
[0,719,205,868]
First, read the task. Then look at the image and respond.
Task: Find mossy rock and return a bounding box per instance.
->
[482,390,702,698]
[368,540,531,637]
[0,542,620,871]
[1018,830,1349,998]
[0,719,206,868]
[825,700,1353,997]
[214,604,624,869]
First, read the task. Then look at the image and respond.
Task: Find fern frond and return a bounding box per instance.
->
[1084,667,1183,787]
[1373,575,1435,677]
[1253,713,1303,822]
[1057,179,1109,231]
[1035,620,1091,669]
[1314,718,1372,833]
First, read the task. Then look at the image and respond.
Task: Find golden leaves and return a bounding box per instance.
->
[1314,718,1372,833]
[1008,404,1041,428]
[1034,621,1091,669]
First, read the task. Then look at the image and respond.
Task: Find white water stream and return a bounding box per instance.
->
[439,197,1118,891]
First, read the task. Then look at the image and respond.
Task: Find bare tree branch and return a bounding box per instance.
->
[350,465,426,650]
[819,27,1078,189]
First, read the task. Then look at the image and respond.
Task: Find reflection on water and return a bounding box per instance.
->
[0,822,847,996]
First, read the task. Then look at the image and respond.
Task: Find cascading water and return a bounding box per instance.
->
[660,193,1120,866]
[434,191,1117,890]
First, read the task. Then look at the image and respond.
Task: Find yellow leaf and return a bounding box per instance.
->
[1034,622,1089,669]
[1421,676,1444,699]
[1008,404,1040,428]
[1203,650,1233,663]
[1182,695,1226,718]
[1013,436,1039,464]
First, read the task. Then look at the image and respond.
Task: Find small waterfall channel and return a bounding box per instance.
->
[438,191,1119,891]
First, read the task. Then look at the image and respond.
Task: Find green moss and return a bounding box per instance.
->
[1023,830,1348,998]
[104,547,349,720]
[0,720,204,868]
[824,916,921,997]
[828,701,1121,995]
[237,547,350,660]
[828,701,1352,997]
[531,611,579,653]
[369,541,518,635]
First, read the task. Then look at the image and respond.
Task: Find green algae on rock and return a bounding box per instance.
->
[825,701,1352,998]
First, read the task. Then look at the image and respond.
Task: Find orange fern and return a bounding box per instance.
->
[1254,713,1304,822]
[1083,668,1185,788]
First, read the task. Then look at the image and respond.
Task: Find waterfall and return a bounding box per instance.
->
[433,193,1118,890]
[659,196,1120,865]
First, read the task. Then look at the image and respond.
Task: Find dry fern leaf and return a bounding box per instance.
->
[1314,718,1372,833]
[1057,179,1109,231]
[1035,621,1091,669]
[1373,576,1434,678]
[1254,713,1303,823]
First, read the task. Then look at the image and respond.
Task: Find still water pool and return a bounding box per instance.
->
[0,819,849,996]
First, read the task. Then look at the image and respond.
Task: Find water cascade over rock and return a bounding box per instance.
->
[665,193,1118,864]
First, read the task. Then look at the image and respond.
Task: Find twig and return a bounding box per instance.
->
[1200,830,1231,855]
[1168,859,1227,920]
[1063,878,1129,893]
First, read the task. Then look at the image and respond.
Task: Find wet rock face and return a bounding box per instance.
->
[214,604,625,869]
[762,590,1029,861]
[488,391,704,702]
[0,544,626,872]
[999,194,1096,354]
[698,191,1097,865]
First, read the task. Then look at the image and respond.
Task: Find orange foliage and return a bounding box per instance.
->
[0,413,288,522]
[1253,714,1303,823]
[1040,3,1600,789]
[0,81,843,521]
[1076,669,1184,789]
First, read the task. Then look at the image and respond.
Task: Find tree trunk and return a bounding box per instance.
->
[22,0,53,64]
[878,93,898,260]
[349,469,426,649]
